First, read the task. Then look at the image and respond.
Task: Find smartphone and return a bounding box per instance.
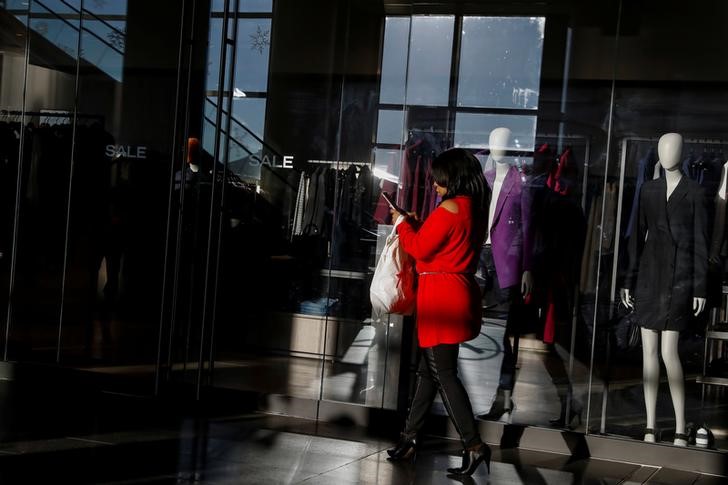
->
[381,191,404,213]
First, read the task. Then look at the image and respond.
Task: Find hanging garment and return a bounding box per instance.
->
[624,176,708,331]
[546,147,578,196]
[292,172,308,237]
[302,166,328,236]
[352,164,373,227]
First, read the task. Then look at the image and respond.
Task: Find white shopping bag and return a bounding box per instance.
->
[370,218,416,315]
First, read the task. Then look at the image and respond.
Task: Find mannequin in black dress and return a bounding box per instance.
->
[621,133,708,447]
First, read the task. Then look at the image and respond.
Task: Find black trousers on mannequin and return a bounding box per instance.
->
[480,245,522,391]
[403,344,482,449]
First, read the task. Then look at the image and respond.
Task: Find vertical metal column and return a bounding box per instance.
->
[196,0,233,400]
[206,0,241,389]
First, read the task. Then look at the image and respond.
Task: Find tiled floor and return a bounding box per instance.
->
[0,402,721,484]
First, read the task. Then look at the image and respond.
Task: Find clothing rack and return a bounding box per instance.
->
[307,159,372,167]
[0,109,104,124]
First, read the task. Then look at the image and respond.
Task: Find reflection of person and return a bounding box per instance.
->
[481,127,533,416]
[621,133,708,447]
[387,148,491,477]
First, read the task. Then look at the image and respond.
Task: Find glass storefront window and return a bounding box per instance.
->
[376,109,405,145]
[1,0,727,460]
[454,113,537,151]
[458,16,545,110]
[232,18,271,93]
[212,0,273,13]
[406,15,454,107]
[379,16,409,105]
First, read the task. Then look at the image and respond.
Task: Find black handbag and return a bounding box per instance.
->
[613,303,641,350]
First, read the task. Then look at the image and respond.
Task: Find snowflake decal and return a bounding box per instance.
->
[249,25,270,54]
[107,28,126,51]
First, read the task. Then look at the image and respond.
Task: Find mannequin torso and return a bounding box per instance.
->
[486,160,509,245]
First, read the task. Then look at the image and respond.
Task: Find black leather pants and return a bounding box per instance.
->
[403,343,482,449]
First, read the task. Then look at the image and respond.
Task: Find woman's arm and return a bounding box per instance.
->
[395,205,454,261]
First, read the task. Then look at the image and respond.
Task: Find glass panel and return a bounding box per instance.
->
[229,97,266,180]
[6,0,80,362]
[5,0,31,9]
[458,16,545,109]
[375,109,405,145]
[233,18,271,93]
[206,18,223,90]
[204,0,409,410]
[374,148,402,182]
[454,113,537,151]
[197,1,328,400]
[604,0,728,451]
[212,0,272,13]
[28,15,80,58]
[0,3,28,357]
[53,1,183,391]
[80,19,125,81]
[82,0,127,16]
[406,15,454,107]
[379,16,409,105]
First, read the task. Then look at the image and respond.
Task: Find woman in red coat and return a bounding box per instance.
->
[387,148,490,477]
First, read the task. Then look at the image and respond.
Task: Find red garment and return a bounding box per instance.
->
[396,196,486,348]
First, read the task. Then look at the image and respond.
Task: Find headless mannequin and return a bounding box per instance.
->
[488,127,534,295]
[485,127,533,416]
[620,133,706,447]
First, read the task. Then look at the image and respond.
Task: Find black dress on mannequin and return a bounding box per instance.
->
[624,176,708,331]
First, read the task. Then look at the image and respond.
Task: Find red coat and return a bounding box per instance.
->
[396,196,486,347]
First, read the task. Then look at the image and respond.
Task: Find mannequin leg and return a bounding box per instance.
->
[661,330,686,446]
[641,328,660,442]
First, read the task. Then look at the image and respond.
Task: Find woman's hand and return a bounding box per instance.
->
[390,208,418,223]
[390,207,404,223]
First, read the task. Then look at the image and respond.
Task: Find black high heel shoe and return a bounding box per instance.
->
[387,435,417,461]
[644,427,661,443]
[447,443,491,476]
[549,405,583,429]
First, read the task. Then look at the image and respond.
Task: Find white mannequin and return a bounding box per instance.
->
[620,133,706,447]
[487,127,533,296]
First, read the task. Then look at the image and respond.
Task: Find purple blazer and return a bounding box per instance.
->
[485,166,534,289]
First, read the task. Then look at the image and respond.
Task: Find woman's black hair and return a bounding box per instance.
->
[431,148,488,211]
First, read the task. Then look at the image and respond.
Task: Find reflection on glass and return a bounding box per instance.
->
[17,0,127,81]
[0,3,27,359]
[454,113,537,151]
[28,17,80,58]
[5,0,30,9]
[379,16,410,105]
[376,109,405,145]
[80,19,125,81]
[88,2,126,15]
[207,18,223,90]
[233,19,271,93]
[374,148,402,181]
[212,0,272,13]
[458,17,545,109]
[229,97,266,180]
[6,0,81,362]
[31,0,76,14]
[407,15,454,107]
